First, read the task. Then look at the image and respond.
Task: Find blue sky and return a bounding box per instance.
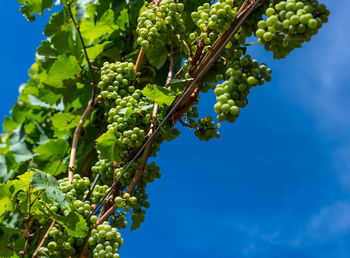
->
[1,1,350,257]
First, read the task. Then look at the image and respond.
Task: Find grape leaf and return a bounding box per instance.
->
[0,224,24,257]
[141,84,175,106]
[147,46,168,69]
[30,169,68,208]
[10,140,33,163]
[80,9,119,43]
[83,41,112,65]
[51,113,82,131]
[33,138,69,176]
[96,130,124,163]
[40,55,81,88]
[0,171,34,217]
[17,0,54,21]
[2,117,17,134]
[170,78,194,94]
[36,39,59,68]
[50,210,89,238]
[119,104,153,120]
[9,126,33,163]
[34,139,68,160]
[44,10,67,36]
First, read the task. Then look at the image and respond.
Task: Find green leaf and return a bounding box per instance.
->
[11,103,27,125]
[40,55,81,88]
[31,170,68,208]
[0,153,15,183]
[17,0,54,21]
[119,104,153,121]
[10,141,32,163]
[33,139,69,176]
[9,126,33,163]
[170,78,194,94]
[0,171,34,217]
[50,211,88,238]
[2,117,17,133]
[147,47,168,69]
[0,156,8,182]
[0,224,24,257]
[96,130,124,163]
[141,84,175,106]
[34,139,68,160]
[44,10,67,36]
[83,41,112,65]
[80,9,119,43]
[51,113,82,131]
[116,9,129,31]
[36,39,58,67]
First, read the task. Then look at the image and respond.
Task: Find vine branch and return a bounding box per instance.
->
[67,1,98,184]
[127,54,175,195]
[33,220,56,257]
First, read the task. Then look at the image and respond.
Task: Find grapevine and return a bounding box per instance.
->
[0,0,329,257]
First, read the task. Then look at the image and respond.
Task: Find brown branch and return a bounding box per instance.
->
[67,1,98,184]
[126,54,175,195]
[99,181,122,218]
[67,1,96,89]
[68,103,94,183]
[22,217,32,257]
[9,198,25,218]
[33,220,56,258]
[97,204,117,225]
[31,189,45,207]
[6,245,21,255]
[30,220,49,238]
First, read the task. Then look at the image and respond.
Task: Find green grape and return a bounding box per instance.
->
[136,0,186,65]
[191,0,238,45]
[89,222,123,258]
[210,50,272,123]
[255,0,330,59]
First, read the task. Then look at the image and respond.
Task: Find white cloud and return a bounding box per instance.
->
[306,201,350,240]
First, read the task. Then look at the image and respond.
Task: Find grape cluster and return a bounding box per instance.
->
[255,0,330,59]
[39,225,85,257]
[98,62,154,151]
[114,193,138,211]
[194,116,220,141]
[58,175,108,206]
[94,61,158,185]
[190,0,237,46]
[88,221,123,258]
[106,93,152,151]
[98,62,136,105]
[136,0,185,64]
[213,54,272,122]
[92,158,114,185]
[110,211,128,229]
